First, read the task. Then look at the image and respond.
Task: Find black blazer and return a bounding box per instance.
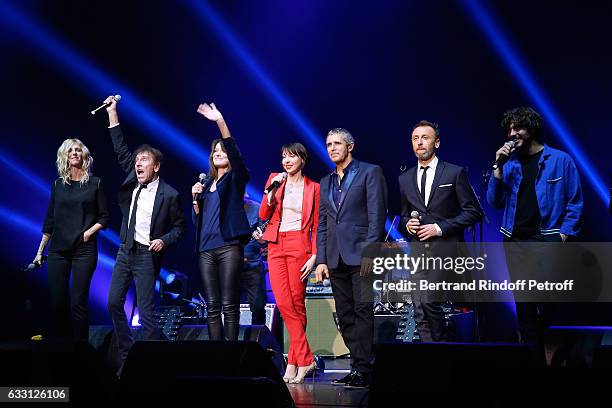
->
[193,136,251,248]
[398,159,482,242]
[316,159,388,269]
[109,125,186,258]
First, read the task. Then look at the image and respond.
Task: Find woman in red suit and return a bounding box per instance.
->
[258,142,319,384]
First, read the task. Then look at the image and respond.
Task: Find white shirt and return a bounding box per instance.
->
[128,177,159,246]
[417,155,439,207]
[279,179,304,232]
[415,156,442,237]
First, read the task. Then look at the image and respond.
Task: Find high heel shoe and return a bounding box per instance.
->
[283,364,297,383]
[289,361,316,384]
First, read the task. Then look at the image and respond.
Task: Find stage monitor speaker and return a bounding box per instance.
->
[240,303,283,345]
[593,345,612,374]
[370,342,533,406]
[0,340,118,403]
[120,340,294,407]
[177,324,284,373]
[284,296,349,357]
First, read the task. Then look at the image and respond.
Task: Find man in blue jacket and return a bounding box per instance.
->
[487,106,583,363]
[315,128,388,389]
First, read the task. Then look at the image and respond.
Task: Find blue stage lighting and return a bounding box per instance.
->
[0,3,262,201]
[185,0,329,163]
[0,151,49,195]
[462,0,608,205]
[0,149,122,245]
[0,204,127,309]
[159,269,177,285]
[0,3,208,168]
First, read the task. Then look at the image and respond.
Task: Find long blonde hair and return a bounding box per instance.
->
[56,138,93,185]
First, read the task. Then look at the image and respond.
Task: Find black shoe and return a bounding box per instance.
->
[344,372,371,389]
[331,371,356,386]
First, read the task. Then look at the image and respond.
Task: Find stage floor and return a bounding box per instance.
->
[287,357,369,408]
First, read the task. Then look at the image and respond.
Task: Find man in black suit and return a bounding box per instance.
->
[103,96,185,372]
[399,120,482,342]
[315,128,388,389]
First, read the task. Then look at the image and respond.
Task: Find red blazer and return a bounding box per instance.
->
[259,173,320,254]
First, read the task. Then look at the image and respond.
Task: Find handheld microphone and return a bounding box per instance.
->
[23,256,47,272]
[91,94,122,115]
[192,173,207,205]
[264,172,287,195]
[492,140,517,170]
[407,211,420,236]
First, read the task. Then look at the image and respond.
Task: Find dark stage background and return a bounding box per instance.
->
[1,0,611,337]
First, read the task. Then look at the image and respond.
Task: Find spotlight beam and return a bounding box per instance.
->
[462,0,608,205]
[0,2,262,201]
[185,0,329,164]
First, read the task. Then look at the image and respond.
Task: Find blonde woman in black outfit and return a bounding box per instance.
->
[33,139,109,340]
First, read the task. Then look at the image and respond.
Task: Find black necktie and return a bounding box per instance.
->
[420,166,429,204]
[126,184,146,250]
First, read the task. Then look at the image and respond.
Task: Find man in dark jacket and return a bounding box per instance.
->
[315,128,388,389]
[399,120,482,342]
[103,96,185,372]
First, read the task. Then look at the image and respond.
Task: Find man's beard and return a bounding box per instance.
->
[416,149,434,161]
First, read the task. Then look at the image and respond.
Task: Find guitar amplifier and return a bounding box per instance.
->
[284,296,349,357]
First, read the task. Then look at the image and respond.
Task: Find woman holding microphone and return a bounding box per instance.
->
[257,142,319,384]
[34,138,109,340]
[192,103,251,341]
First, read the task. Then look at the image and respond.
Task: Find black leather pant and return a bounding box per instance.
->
[199,245,243,341]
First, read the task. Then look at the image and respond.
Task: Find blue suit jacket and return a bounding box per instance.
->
[316,159,388,268]
[193,136,251,248]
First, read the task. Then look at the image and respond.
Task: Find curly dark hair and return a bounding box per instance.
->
[501,107,544,141]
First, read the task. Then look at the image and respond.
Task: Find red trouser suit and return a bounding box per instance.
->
[259,173,320,366]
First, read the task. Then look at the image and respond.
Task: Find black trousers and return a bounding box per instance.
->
[47,239,98,341]
[240,263,267,325]
[199,245,243,341]
[108,243,160,365]
[329,257,374,375]
[504,233,563,365]
[411,274,449,342]
[411,242,455,342]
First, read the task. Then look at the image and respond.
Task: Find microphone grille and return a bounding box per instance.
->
[410,210,419,219]
[199,172,206,181]
[114,94,122,101]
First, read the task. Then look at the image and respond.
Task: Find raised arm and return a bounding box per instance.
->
[105,96,135,174]
[197,102,249,181]
[197,103,231,139]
